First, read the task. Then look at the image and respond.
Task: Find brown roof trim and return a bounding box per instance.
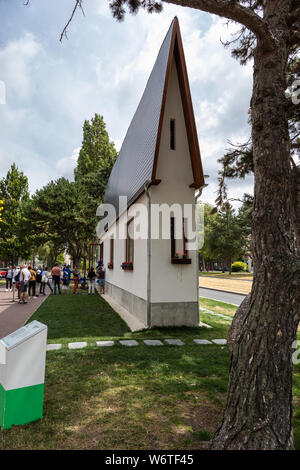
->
[151,17,204,189]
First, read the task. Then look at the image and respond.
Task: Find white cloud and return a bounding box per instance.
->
[0,32,43,101]
[56,147,80,180]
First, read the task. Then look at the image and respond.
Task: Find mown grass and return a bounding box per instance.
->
[199,297,238,319]
[0,289,299,450]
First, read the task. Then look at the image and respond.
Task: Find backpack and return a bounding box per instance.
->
[36,272,42,283]
[14,271,20,282]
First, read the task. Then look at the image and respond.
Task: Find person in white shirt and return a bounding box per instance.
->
[5,266,13,291]
[19,265,31,304]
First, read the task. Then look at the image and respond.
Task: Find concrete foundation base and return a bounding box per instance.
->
[105,281,199,328]
[105,281,147,325]
[150,301,199,327]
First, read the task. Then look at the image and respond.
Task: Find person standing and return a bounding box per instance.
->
[5,266,13,291]
[41,267,53,295]
[97,265,105,295]
[51,263,61,295]
[63,265,71,286]
[35,267,42,296]
[28,265,37,299]
[87,267,96,295]
[19,265,31,304]
[13,266,20,299]
[72,265,80,294]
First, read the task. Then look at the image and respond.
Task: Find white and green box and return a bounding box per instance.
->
[0,321,47,429]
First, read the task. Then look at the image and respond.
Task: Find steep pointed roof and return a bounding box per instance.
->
[104,17,204,226]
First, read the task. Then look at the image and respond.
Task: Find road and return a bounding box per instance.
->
[199,287,246,306]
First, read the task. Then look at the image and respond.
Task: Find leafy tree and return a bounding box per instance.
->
[200,203,248,273]
[74,113,117,181]
[37,241,66,267]
[74,113,117,271]
[27,178,88,267]
[0,164,32,264]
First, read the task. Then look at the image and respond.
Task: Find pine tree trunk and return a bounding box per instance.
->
[212,2,300,449]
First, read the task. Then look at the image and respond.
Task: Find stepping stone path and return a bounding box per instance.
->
[46,344,62,351]
[119,340,139,347]
[165,339,184,346]
[193,339,212,345]
[68,342,87,349]
[46,338,228,351]
[212,339,227,345]
[143,340,164,346]
[96,341,115,347]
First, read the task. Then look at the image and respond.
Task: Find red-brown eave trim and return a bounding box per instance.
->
[151,17,204,190]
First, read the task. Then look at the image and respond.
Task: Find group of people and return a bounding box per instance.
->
[3,261,106,304]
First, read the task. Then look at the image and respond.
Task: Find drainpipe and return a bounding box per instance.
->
[144,181,151,328]
[195,186,205,326]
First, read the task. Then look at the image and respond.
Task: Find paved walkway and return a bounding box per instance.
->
[0,285,49,338]
[199,287,246,306]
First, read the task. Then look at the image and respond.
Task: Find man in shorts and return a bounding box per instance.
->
[19,265,31,304]
[97,265,105,295]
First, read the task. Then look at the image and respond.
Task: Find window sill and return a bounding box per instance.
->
[171,258,192,265]
[121,264,133,271]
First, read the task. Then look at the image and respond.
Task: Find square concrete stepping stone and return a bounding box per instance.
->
[119,340,139,347]
[199,321,213,329]
[143,340,164,346]
[96,341,114,347]
[68,342,87,349]
[212,339,227,345]
[165,339,184,346]
[46,344,62,351]
[193,339,212,345]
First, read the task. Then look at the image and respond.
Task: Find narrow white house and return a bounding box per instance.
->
[97,18,205,328]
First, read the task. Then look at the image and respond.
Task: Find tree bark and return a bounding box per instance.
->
[212,0,300,449]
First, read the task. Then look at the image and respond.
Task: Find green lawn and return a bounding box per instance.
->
[0,290,299,450]
[200,297,238,319]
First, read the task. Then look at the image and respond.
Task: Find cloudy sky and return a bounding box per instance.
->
[0,0,254,206]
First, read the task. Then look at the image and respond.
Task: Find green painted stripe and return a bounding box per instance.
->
[0,382,44,429]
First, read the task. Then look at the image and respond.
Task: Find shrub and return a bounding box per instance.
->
[231,261,248,272]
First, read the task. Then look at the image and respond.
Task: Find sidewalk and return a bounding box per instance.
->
[0,285,49,338]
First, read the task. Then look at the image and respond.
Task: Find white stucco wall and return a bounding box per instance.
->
[149,56,197,304]
[101,193,148,301]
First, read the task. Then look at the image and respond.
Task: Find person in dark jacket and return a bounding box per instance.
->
[87,267,96,295]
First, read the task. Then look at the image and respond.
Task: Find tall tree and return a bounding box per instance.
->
[106,0,300,450]
[74,113,117,182]
[74,113,117,270]
[0,164,32,264]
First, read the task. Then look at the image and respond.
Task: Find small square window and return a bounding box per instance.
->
[170,119,175,150]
